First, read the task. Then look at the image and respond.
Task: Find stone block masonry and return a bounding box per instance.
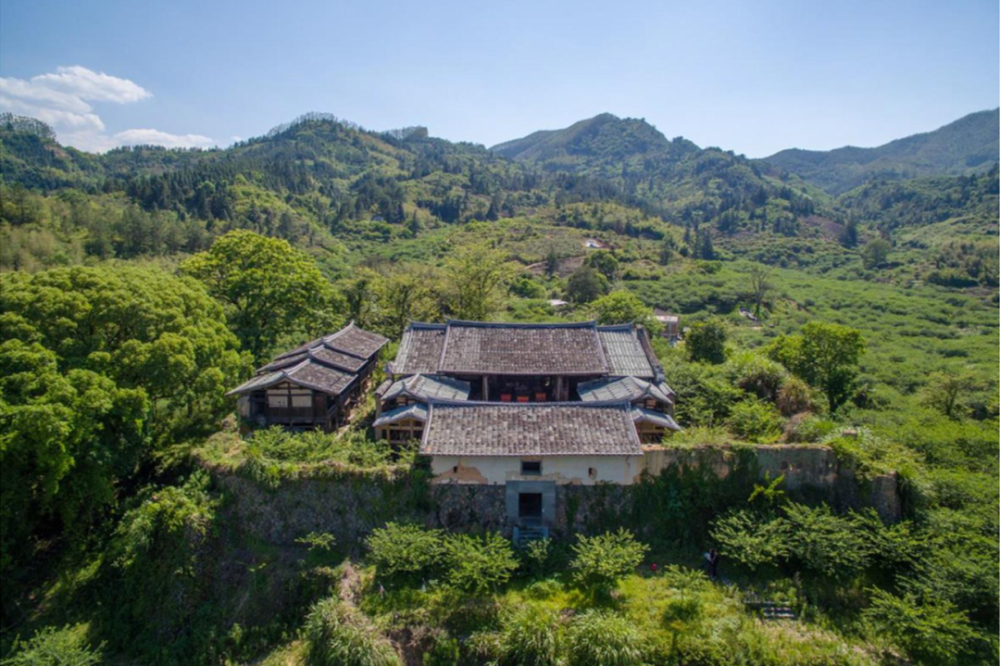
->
[211,444,900,550]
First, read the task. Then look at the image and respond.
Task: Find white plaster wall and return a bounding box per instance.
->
[430,454,641,486]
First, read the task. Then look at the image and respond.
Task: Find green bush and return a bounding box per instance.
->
[443,532,519,595]
[565,611,645,666]
[783,503,872,578]
[303,597,401,666]
[685,319,728,364]
[863,589,980,666]
[520,538,553,579]
[725,350,786,401]
[1,626,103,666]
[422,635,460,666]
[570,529,649,595]
[775,375,818,416]
[727,399,783,443]
[492,605,560,666]
[710,509,790,571]
[366,523,444,581]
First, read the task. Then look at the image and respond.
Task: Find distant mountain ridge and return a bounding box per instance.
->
[489,113,702,171]
[764,109,999,195]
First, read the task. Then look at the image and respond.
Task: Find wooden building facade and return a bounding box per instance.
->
[228,322,388,431]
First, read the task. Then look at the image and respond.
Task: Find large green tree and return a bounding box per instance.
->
[767,322,865,412]
[0,265,243,572]
[444,243,513,321]
[686,319,728,365]
[590,291,662,334]
[182,230,341,363]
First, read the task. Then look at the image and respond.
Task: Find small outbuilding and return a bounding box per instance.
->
[228,322,388,431]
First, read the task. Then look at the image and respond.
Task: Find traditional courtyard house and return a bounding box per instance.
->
[228,322,388,430]
[383,320,682,535]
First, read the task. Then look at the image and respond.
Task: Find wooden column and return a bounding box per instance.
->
[555,376,564,401]
[482,375,489,401]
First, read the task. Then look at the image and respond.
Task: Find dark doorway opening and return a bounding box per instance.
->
[518,492,543,519]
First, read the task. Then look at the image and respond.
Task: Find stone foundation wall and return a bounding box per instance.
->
[212,444,900,549]
[641,444,901,521]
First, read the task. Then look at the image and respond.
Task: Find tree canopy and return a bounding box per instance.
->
[181,230,341,363]
[768,322,865,412]
[0,265,244,572]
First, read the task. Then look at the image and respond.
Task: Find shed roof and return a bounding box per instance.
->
[631,407,682,431]
[373,403,428,428]
[379,374,471,403]
[597,325,656,377]
[578,376,674,404]
[420,402,643,456]
[275,321,388,363]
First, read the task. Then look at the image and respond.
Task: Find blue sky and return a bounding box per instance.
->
[1,0,997,156]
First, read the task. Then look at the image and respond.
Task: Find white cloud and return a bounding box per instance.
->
[0,65,214,152]
[33,65,151,105]
[113,128,215,149]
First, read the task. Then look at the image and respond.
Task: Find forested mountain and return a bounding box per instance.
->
[0,111,828,273]
[491,113,819,235]
[765,108,1000,194]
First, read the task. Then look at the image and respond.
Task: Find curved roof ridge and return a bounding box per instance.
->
[445,319,598,329]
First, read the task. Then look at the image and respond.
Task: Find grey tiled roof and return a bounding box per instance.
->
[324,323,389,359]
[597,325,655,378]
[420,402,643,456]
[309,347,368,373]
[373,403,428,427]
[227,359,355,396]
[229,323,387,397]
[275,322,388,363]
[439,321,608,376]
[391,323,446,375]
[393,321,660,379]
[631,407,682,431]
[578,376,674,405]
[381,374,471,403]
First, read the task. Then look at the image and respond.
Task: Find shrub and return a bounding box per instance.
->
[520,538,553,578]
[1,625,103,666]
[783,503,872,578]
[492,605,560,666]
[863,589,980,666]
[566,266,609,304]
[304,597,401,666]
[776,375,817,416]
[443,532,519,595]
[422,635,460,666]
[565,610,645,666]
[783,413,836,443]
[727,399,783,443]
[710,510,790,571]
[366,523,444,581]
[725,350,786,401]
[685,319,727,364]
[570,529,649,595]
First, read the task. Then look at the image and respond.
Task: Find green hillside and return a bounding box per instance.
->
[765,109,999,194]
[1,109,998,666]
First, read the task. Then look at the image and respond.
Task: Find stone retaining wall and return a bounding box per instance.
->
[212,444,900,549]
